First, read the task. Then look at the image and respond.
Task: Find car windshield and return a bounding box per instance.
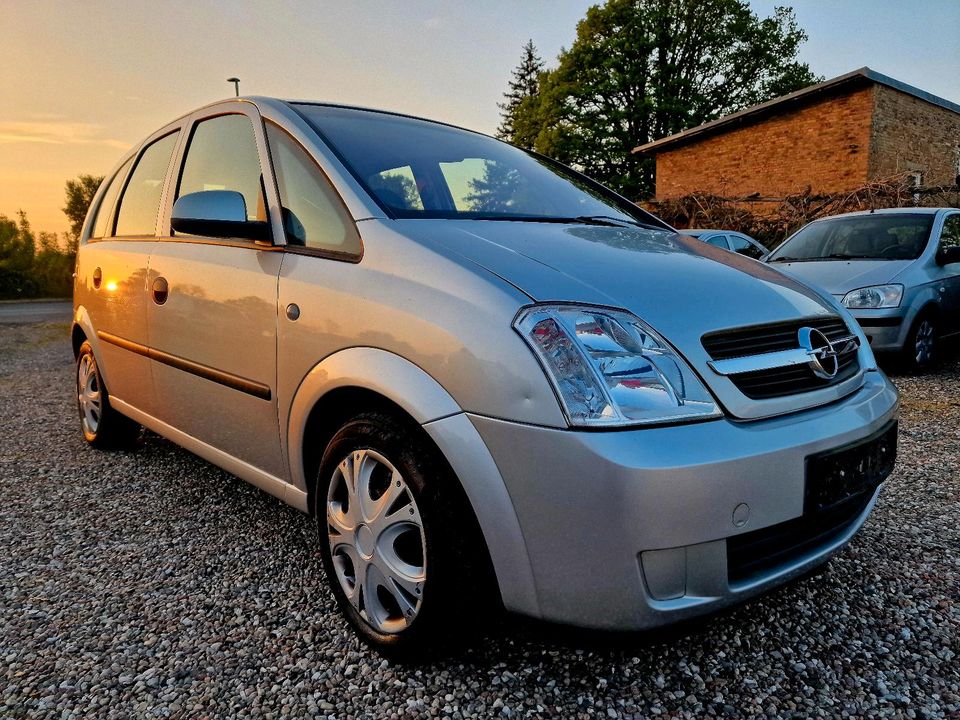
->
[294,104,664,228]
[768,214,934,262]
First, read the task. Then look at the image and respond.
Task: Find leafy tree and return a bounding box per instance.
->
[63,174,103,251]
[368,172,423,210]
[496,40,545,148]
[513,0,819,198]
[0,212,36,272]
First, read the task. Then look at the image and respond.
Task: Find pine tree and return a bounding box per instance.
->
[496,40,545,147]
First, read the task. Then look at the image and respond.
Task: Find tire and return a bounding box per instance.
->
[314,410,491,659]
[76,341,141,449]
[901,312,939,374]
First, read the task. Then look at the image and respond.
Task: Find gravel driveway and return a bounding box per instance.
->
[2,322,958,719]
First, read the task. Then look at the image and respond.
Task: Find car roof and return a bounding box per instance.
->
[819,207,950,219]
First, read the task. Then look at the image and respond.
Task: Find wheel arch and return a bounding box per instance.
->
[285,347,541,617]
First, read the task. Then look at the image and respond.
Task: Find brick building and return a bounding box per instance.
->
[634,68,960,201]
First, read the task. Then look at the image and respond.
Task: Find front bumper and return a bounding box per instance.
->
[468,370,898,630]
[851,309,908,352]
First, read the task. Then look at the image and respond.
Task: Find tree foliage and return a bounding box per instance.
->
[63,174,103,251]
[511,0,819,198]
[496,40,545,148]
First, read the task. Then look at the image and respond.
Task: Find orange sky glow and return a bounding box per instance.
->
[1,0,957,236]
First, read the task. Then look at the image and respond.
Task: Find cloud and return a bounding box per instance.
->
[423,16,442,29]
[0,120,128,149]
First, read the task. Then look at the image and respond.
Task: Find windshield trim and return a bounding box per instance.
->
[288,101,673,232]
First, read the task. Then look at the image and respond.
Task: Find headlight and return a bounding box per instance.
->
[841,284,903,309]
[514,304,722,427]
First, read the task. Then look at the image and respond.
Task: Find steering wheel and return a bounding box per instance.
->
[878,244,904,258]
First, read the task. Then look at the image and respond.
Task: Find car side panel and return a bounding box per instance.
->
[74,240,155,413]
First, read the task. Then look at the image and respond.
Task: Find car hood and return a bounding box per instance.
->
[402,220,863,420]
[768,259,912,295]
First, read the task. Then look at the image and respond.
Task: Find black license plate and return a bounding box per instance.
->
[805,421,898,514]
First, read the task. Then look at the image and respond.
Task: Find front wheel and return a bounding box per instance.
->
[902,313,939,373]
[314,411,490,658]
[76,341,141,449]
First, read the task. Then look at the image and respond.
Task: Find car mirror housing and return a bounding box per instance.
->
[936,245,960,266]
[171,190,271,242]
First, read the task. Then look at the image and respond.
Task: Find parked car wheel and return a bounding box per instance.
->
[76,341,141,449]
[314,410,488,658]
[903,312,939,373]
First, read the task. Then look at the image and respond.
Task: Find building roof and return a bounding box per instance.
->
[633,67,960,156]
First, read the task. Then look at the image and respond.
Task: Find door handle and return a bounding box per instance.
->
[92,267,102,289]
[152,276,169,305]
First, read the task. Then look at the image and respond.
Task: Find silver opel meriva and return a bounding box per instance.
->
[73,97,899,656]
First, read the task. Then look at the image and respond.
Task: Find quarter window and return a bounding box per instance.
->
[265,123,361,255]
[177,114,265,224]
[704,234,728,248]
[91,157,133,238]
[114,132,179,237]
[940,215,960,251]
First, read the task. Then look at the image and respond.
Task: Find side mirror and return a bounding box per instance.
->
[936,245,960,266]
[171,190,271,242]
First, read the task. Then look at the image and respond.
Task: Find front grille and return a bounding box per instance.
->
[702,316,860,400]
[727,421,896,584]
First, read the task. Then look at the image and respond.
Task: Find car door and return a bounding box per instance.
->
[146,107,286,479]
[77,129,180,415]
[934,212,960,333]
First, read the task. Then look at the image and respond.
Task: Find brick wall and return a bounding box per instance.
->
[870,85,960,186]
[653,86,875,199]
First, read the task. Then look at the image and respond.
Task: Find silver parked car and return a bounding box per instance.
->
[684,229,767,260]
[767,209,960,372]
[73,98,898,656]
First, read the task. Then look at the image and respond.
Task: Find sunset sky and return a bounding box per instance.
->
[2,0,958,235]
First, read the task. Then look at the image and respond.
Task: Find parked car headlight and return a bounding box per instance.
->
[514,305,722,427]
[841,284,903,309]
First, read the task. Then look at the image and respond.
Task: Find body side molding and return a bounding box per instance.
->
[97,330,272,400]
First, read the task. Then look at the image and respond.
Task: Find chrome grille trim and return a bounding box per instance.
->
[708,335,860,376]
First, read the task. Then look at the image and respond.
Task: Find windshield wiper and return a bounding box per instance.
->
[471,214,639,228]
[822,253,877,260]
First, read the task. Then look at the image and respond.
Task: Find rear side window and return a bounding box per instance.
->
[114,132,179,237]
[265,123,361,255]
[704,234,728,248]
[90,157,133,239]
[177,114,265,223]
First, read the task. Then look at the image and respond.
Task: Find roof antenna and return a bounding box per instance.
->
[227,77,240,97]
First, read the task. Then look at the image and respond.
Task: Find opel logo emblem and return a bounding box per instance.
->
[798,327,839,379]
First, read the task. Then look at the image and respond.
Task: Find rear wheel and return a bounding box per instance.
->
[314,410,490,658]
[76,341,141,449]
[902,312,939,373]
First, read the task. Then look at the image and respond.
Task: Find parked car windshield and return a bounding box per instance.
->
[768,214,934,262]
[295,104,663,228]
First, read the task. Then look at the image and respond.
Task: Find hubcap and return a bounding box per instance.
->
[77,353,102,435]
[326,449,426,634]
[915,320,935,365]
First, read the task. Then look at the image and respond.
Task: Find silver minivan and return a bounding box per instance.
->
[766,208,960,372]
[73,98,899,656]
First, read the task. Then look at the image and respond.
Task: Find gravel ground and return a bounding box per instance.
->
[1,322,958,719]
